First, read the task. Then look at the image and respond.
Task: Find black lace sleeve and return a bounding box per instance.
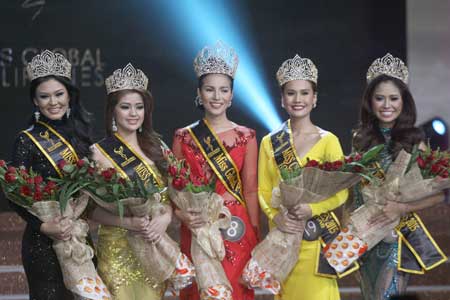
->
[9,133,43,231]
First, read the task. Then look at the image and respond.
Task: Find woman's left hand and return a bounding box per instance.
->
[288,203,312,220]
[369,201,407,226]
[141,211,172,243]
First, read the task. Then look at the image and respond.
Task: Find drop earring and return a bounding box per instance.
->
[112,118,118,132]
[138,127,142,133]
[34,109,40,122]
[66,108,71,118]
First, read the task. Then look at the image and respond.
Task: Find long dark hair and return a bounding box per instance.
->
[105,89,166,175]
[29,75,93,157]
[352,74,424,157]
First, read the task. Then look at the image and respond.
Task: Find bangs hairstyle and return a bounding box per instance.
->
[105,89,167,176]
[29,75,93,157]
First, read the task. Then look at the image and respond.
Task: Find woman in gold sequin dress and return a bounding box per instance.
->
[89,64,171,299]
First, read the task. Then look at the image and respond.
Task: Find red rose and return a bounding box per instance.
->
[344,156,353,164]
[47,181,56,189]
[33,191,43,201]
[4,172,16,183]
[440,170,449,178]
[0,160,6,168]
[180,167,188,177]
[431,164,441,175]
[20,169,29,177]
[43,181,57,194]
[20,185,32,197]
[34,184,41,193]
[33,176,43,185]
[26,178,34,184]
[76,159,85,168]
[172,177,186,190]
[87,167,95,175]
[332,161,344,170]
[118,177,127,185]
[57,160,67,170]
[323,162,333,171]
[168,165,178,177]
[416,156,427,169]
[101,170,113,181]
[352,165,363,173]
[7,166,16,173]
[305,160,319,168]
[354,153,362,161]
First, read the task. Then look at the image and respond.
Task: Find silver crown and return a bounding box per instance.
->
[26,50,72,81]
[276,54,318,86]
[366,53,409,84]
[105,63,149,94]
[193,40,239,78]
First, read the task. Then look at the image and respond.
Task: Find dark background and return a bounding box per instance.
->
[0,0,406,211]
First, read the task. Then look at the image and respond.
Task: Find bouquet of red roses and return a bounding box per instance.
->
[167,152,232,300]
[241,145,383,294]
[82,161,195,293]
[324,146,450,273]
[0,159,111,300]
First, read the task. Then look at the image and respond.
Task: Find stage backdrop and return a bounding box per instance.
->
[0,0,406,211]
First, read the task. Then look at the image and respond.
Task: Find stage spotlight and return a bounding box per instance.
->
[419,117,449,150]
[151,0,282,131]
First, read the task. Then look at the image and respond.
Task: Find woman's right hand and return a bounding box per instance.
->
[122,216,150,233]
[175,208,206,229]
[273,211,305,234]
[40,216,73,241]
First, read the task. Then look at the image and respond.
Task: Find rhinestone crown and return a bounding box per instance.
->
[366,53,409,84]
[193,40,239,79]
[105,63,149,94]
[276,54,318,86]
[27,50,72,81]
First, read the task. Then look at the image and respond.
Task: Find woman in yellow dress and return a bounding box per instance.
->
[89,64,171,299]
[258,54,348,300]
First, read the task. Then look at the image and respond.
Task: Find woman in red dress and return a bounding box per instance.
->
[172,41,260,300]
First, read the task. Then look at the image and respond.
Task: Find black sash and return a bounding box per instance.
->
[187,119,245,206]
[23,121,79,178]
[396,213,447,274]
[95,133,164,189]
[270,120,358,278]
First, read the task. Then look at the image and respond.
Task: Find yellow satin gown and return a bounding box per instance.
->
[258,127,348,300]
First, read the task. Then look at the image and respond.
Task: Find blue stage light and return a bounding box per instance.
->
[150,0,282,131]
[432,119,446,135]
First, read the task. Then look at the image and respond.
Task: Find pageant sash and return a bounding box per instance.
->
[23,121,79,178]
[396,213,447,274]
[95,133,164,189]
[187,119,245,206]
[270,120,358,278]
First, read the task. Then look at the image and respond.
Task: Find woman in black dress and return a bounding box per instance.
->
[10,50,93,300]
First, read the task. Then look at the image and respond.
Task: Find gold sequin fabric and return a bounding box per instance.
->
[96,225,164,299]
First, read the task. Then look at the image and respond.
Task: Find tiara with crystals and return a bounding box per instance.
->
[366,53,409,84]
[193,40,239,79]
[276,54,318,86]
[26,50,72,81]
[105,63,149,94]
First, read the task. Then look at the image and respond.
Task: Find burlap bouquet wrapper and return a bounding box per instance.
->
[86,191,195,291]
[30,193,111,300]
[326,150,450,273]
[243,168,361,294]
[169,186,233,300]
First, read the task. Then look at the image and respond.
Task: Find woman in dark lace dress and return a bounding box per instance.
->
[9,50,92,300]
[350,54,446,300]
